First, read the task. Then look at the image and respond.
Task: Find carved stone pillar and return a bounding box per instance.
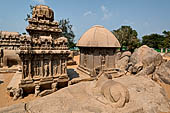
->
[65,58,67,74]
[21,60,24,79]
[53,60,56,76]
[28,59,32,79]
[59,58,62,75]
[49,56,52,77]
[40,58,43,77]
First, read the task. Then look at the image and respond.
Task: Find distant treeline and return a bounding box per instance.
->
[112,26,170,52]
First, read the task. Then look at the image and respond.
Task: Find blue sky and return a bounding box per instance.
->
[0,0,170,42]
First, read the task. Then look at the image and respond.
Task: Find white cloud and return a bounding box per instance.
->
[101,5,112,20]
[32,0,45,4]
[83,11,95,16]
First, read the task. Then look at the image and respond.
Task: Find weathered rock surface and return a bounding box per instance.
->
[120,51,131,59]
[154,60,170,84]
[114,76,170,113]
[130,45,162,67]
[128,45,163,76]
[163,52,170,57]
[115,51,131,71]
[39,89,54,97]
[95,73,130,108]
[0,103,26,113]
[0,76,169,113]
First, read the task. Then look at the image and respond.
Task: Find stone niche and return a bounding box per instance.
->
[18,5,70,95]
[77,25,120,77]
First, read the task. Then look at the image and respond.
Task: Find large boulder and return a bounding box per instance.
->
[0,76,169,113]
[154,60,170,84]
[128,45,163,75]
[114,76,170,113]
[115,51,131,71]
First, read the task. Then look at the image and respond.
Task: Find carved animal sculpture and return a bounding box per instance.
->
[13,88,23,100]
[1,50,21,67]
[35,85,40,97]
[69,71,130,108]
[95,73,130,108]
[57,37,68,45]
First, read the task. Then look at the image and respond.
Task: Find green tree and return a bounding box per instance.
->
[24,5,34,21]
[142,34,164,49]
[112,26,141,52]
[162,30,170,48]
[58,19,76,49]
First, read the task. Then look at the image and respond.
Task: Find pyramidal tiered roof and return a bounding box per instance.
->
[26,5,62,33]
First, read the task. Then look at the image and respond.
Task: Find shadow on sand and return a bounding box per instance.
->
[67,69,79,80]
[0,80,4,84]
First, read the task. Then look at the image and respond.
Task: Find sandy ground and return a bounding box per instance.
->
[0,73,37,108]
[0,55,170,109]
[164,56,170,61]
[0,56,80,108]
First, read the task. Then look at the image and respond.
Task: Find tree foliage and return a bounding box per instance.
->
[24,5,34,21]
[58,19,76,49]
[162,30,170,48]
[142,31,170,49]
[142,34,164,49]
[112,26,141,52]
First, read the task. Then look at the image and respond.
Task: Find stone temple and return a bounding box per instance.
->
[0,31,20,50]
[18,5,70,95]
[0,31,21,68]
[77,25,120,77]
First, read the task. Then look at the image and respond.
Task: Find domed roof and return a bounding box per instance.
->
[77,25,120,48]
[32,5,54,22]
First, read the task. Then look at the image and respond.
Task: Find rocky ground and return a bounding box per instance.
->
[0,74,170,113]
[0,53,170,113]
[161,53,170,99]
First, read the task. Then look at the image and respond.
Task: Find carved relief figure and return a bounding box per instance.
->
[24,63,28,78]
[33,61,37,76]
[95,73,129,108]
[84,50,87,67]
[52,60,57,76]
[37,61,40,76]
[44,63,49,77]
[61,60,66,74]
[101,55,106,70]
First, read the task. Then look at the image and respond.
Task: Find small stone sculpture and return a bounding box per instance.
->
[13,88,23,100]
[95,72,129,108]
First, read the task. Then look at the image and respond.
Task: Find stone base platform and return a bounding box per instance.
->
[7,72,69,100]
[7,71,22,97]
[19,75,69,94]
[0,67,19,73]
